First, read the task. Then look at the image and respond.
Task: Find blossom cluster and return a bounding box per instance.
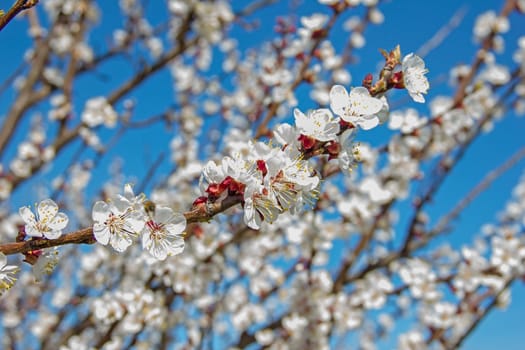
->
[1,0,524,348]
[92,184,186,260]
[0,46,428,298]
[200,141,321,229]
[2,185,186,293]
[198,51,428,229]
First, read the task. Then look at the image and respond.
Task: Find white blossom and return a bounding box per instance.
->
[294,108,340,142]
[330,85,384,129]
[141,206,186,260]
[402,53,429,103]
[92,197,145,252]
[0,253,18,295]
[81,97,118,128]
[19,199,69,239]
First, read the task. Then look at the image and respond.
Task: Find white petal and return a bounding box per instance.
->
[273,123,297,146]
[0,252,7,268]
[19,206,36,224]
[202,160,223,183]
[165,223,186,237]
[44,229,62,240]
[358,117,379,130]
[349,87,383,116]
[37,199,59,222]
[167,237,185,256]
[142,234,166,260]
[152,247,168,260]
[123,183,135,199]
[403,53,429,104]
[128,212,146,232]
[243,199,261,230]
[293,108,308,129]
[48,212,69,231]
[168,212,187,230]
[154,206,174,223]
[329,85,349,116]
[340,129,357,149]
[93,224,110,245]
[410,92,425,103]
[403,53,424,70]
[92,201,109,223]
[111,236,132,252]
[112,197,131,214]
[377,97,390,123]
[25,226,43,238]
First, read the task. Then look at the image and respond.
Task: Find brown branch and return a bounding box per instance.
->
[107,11,196,105]
[0,0,38,32]
[234,0,279,17]
[0,227,95,255]
[136,152,165,194]
[447,278,514,349]
[0,37,51,156]
[0,194,243,256]
[0,61,25,96]
[93,310,128,349]
[401,72,520,256]
[253,8,341,139]
[2,26,197,194]
[333,201,393,292]
[451,0,517,107]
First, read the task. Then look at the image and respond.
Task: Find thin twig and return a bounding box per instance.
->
[430,146,525,236]
[0,0,38,32]
[446,278,514,349]
[0,194,243,256]
[416,5,468,58]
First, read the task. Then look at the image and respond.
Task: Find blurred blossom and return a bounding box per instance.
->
[0,253,18,295]
[81,97,118,128]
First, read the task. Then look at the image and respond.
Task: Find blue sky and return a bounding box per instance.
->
[0,0,524,348]
[361,1,525,349]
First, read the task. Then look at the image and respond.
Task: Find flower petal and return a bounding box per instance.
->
[349,87,383,116]
[123,183,135,200]
[127,212,146,233]
[167,237,185,255]
[44,229,62,240]
[0,252,6,269]
[92,201,109,223]
[154,206,175,223]
[293,108,309,130]
[273,123,297,146]
[37,199,59,222]
[329,85,349,116]
[112,196,132,214]
[25,226,43,238]
[93,223,110,245]
[358,117,379,130]
[243,198,261,230]
[111,235,132,252]
[19,206,36,225]
[48,212,69,231]
[340,129,357,149]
